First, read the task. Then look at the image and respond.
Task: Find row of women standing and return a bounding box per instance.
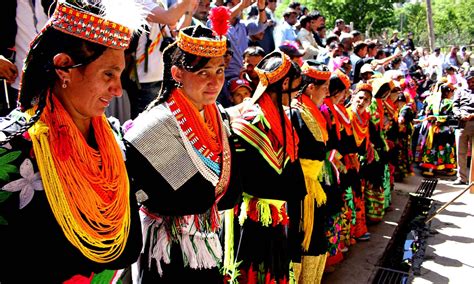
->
[0,1,397,283]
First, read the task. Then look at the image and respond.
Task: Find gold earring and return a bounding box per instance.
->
[62,79,68,89]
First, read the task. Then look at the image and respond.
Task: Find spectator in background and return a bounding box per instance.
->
[317,25,327,47]
[350,41,368,82]
[406,31,415,51]
[217,41,234,107]
[343,24,352,33]
[429,47,445,80]
[247,0,278,54]
[390,30,400,45]
[193,0,211,25]
[339,32,353,57]
[288,1,302,17]
[279,41,305,65]
[351,30,363,43]
[452,70,474,185]
[300,5,309,17]
[318,41,343,65]
[224,0,267,80]
[359,64,374,83]
[274,8,299,47]
[332,18,345,37]
[0,0,49,115]
[458,46,470,64]
[309,11,326,47]
[240,46,266,90]
[228,78,253,105]
[297,15,322,60]
[446,45,461,68]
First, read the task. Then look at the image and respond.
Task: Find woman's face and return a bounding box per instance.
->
[174,57,225,110]
[352,91,371,113]
[60,48,124,119]
[332,89,346,104]
[307,80,329,107]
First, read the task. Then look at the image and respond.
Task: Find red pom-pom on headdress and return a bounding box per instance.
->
[208,6,231,38]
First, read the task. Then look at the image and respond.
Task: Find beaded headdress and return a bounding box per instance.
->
[176,30,227,57]
[176,6,229,57]
[300,61,331,81]
[19,0,147,111]
[50,2,131,50]
[336,69,351,90]
[354,82,373,95]
[249,51,293,105]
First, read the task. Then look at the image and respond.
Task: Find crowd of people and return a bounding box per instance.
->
[1,0,473,283]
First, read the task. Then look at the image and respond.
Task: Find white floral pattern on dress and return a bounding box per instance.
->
[3,158,43,209]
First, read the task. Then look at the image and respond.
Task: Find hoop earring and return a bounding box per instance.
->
[62,79,69,89]
[176,81,183,88]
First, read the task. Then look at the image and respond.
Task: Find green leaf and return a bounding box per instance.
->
[0,191,12,203]
[0,151,21,165]
[0,215,8,225]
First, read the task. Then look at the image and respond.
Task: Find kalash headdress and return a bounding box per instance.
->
[19,0,148,111]
[249,50,294,106]
[174,6,229,58]
[300,60,331,81]
[354,82,373,96]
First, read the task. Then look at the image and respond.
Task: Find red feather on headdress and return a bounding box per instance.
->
[208,6,230,38]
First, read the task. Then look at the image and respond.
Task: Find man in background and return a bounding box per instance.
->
[452,70,474,185]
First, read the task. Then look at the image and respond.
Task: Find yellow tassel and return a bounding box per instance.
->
[299,159,327,251]
[223,209,234,269]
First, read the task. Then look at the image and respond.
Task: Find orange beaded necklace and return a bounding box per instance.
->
[28,93,130,263]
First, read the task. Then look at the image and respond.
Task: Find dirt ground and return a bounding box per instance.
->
[321,170,474,284]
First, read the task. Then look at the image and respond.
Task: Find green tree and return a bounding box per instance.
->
[276,0,398,37]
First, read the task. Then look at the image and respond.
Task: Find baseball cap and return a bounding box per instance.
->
[229,78,252,93]
[360,63,374,74]
[466,70,474,81]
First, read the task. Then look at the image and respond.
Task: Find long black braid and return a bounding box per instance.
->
[1,27,106,146]
[260,55,301,162]
[146,25,217,110]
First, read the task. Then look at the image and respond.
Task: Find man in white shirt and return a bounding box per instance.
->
[297,14,323,60]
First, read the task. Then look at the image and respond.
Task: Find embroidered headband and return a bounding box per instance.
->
[176,29,227,57]
[336,69,351,90]
[354,83,373,94]
[300,62,331,81]
[246,51,294,108]
[49,2,132,50]
[255,52,292,87]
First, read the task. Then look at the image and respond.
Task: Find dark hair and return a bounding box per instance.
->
[299,15,311,28]
[326,35,340,46]
[243,46,265,58]
[300,60,329,94]
[1,26,107,146]
[329,74,347,97]
[150,25,221,107]
[351,30,361,37]
[440,84,454,98]
[353,41,367,54]
[288,2,301,9]
[257,51,301,162]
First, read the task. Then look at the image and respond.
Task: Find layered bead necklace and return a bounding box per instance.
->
[28,93,130,263]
